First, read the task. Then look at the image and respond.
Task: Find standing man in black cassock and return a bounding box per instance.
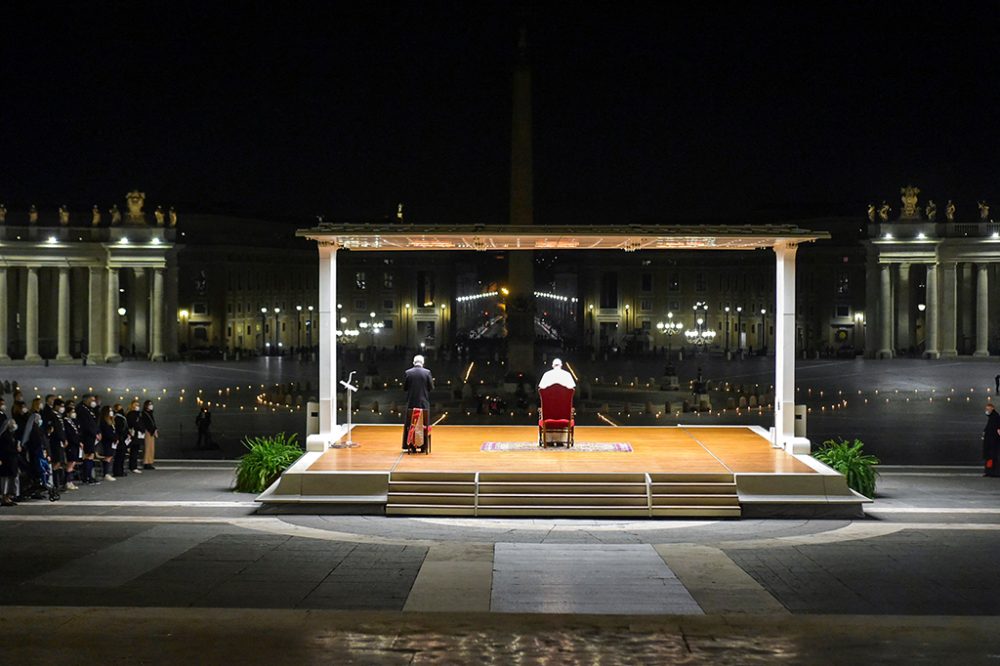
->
[402,354,433,450]
[984,402,1000,477]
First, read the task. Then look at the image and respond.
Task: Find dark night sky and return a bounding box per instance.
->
[2,1,998,225]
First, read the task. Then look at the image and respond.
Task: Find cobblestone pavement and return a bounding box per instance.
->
[1,467,999,662]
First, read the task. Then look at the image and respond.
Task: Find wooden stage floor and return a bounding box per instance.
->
[307,425,816,475]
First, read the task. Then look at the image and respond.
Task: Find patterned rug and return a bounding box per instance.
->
[481,441,633,452]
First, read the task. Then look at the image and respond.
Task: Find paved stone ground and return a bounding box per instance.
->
[1,466,999,662]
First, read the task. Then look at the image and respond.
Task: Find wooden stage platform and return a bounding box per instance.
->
[257,425,868,518]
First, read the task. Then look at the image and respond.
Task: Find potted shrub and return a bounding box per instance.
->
[234,432,303,493]
[813,437,880,499]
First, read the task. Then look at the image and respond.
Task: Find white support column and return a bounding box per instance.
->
[150,268,165,361]
[24,267,41,362]
[940,261,958,358]
[105,268,122,362]
[774,242,806,453]
[309,242,339,452]
[0,268,9,361]
[974,264,990,357]
[924,263,940,358]
[877,264,893,359]
[56,267,72,361]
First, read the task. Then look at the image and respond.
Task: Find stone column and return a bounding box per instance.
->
[877,264,893,359]
[960,264,974,355]
[164,253,179,359]
[0,268,8,361]
[24,267,41,362]
[87,267,105,363]
[131,268,149,357]
[312,242,339,451]
[940,261,958,358]
[975,264,990,357]
[895,263,911,354]
[924,263,940,358]
[150,268,165,361]
[105,268,122,362]
[774,242,805,452]
[56,267,72,361]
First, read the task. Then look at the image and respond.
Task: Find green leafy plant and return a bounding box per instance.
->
[234,432,303,493]
[814,437,880,498]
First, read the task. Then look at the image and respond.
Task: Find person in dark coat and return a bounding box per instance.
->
[0,397,20,506]
[112,403,130,478]
[984,402,1000,477]
[402,354,434,450]
[137,400,159,470]
[98,406,118,481]
[63,402,81,490]
[125,400,142,474]
[195,406,213,449]
[47,398,68,491]
[77,394,100,484]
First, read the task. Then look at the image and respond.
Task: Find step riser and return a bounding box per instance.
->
[478,474,647,483]
[390,472,476,482]
[388,494,476,505]
[389,483,477,493]
[478,484,647,495]
[653,496,739,507]
[649,474,735,484]
[651,484,737,495]
[477,495,649,507]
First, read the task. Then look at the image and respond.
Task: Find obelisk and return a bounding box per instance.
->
[506,26,535,377]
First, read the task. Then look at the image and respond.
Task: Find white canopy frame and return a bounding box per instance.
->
[300,224,830,454]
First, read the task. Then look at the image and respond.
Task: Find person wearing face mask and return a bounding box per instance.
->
[137,400,159,470]
[112,403,130,479]
[98,406,117,481]
[76,394,101,485]
[47,398,68,492]
[126,400,142,474]
[20,398,48,500]
[0,397,19,506]
[63,402,81,490]
[984,403,1000,478]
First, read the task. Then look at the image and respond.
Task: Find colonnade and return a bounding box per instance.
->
[874,260,994,359]
[0,264,167,362]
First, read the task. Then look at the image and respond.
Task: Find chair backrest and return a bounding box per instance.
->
[539,384,574,421]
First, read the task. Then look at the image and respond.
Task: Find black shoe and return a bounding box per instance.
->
[143,464,155,470]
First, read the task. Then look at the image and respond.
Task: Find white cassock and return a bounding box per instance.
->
[538,366,576,390]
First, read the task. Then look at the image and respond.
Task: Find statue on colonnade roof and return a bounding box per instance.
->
[154,205,165,226]
[866,203,876,223]
[125,190,146,223]
[109,204,122,226]
[91,205,101,226]
[946,200,956,222]
[28,205,38,224]
[0,203,6,224]
[979,201,990,221]
[58,205,70,226]
[925,200,937,222]
[168,206,177,227]
[899,185,920,219]
[878,201,890,222]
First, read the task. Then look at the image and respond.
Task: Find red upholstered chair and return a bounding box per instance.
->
[538,384,575,447]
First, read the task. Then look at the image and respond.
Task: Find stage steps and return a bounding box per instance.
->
[386,471,740,518]
[649,473,741,518]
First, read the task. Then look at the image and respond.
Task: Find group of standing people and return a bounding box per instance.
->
[0,390,160,506]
